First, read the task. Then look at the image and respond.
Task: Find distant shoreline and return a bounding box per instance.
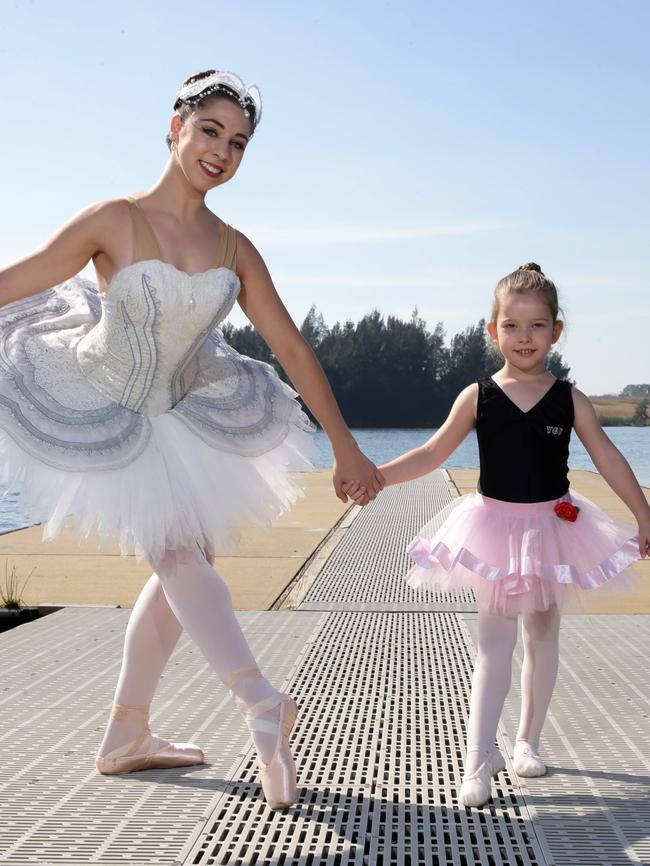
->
[589,395,649,427]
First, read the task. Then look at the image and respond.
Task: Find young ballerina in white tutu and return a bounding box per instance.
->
[344,263,649,807]
[0,69,384,809]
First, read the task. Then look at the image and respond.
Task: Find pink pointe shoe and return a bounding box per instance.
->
[225,667,299,810]
[95,703,204,775]
[459,748,507,807]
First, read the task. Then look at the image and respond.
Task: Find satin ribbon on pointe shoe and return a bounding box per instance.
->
[95,703,204,775]
[224,666,299,810]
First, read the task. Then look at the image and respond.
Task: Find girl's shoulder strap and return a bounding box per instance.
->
[552,378,575,421]
[476,377,506,423]
[477,377,497,398]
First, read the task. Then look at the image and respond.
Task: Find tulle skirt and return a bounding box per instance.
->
[406,490,641,615]
[0,277,317,563]
[1,411,316,564]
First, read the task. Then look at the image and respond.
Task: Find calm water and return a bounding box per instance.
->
[311,426,650,486]
[1,427,648,533]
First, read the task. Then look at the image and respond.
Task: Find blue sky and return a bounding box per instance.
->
[1,0,648,394]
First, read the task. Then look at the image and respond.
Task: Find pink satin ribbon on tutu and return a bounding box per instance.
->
[407,535,641,595]
[406,487,641,598]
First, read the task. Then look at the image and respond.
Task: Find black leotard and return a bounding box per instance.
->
[476,378,574,503]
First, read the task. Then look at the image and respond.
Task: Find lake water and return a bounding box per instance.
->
[313,426,650,487]
[1,427,648,534]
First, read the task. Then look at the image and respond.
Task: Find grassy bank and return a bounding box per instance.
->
[589,395,649,426]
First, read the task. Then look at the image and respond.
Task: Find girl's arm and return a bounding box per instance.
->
[379,383,478,486]
[235,232,384,502]
[573,388,650,557]
[0,201,120,308]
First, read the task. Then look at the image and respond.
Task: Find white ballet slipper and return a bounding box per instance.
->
[513,740,547,777]
[459,749,506,807]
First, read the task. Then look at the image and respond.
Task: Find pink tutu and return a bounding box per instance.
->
[406,490,641,615]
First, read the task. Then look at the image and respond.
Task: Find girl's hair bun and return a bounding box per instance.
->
[492,262,561,322]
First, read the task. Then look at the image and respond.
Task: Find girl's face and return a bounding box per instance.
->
[487,293,563,373]
[170,97,252,191]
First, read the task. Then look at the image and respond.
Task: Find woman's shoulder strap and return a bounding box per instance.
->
[125,196,162,263]
[214,222,238,272]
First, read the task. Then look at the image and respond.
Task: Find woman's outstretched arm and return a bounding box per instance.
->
[0,201,122,307]
[235,231,384,502]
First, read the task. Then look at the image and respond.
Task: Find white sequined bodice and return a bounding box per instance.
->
[76,261,239,415]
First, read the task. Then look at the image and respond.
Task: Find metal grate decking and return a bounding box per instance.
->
[0,607,325,865]
[464,613,650,866]
[299,473,476,611]
[184,473,547,866]
[3,469,648,865]
[185,611,545,865]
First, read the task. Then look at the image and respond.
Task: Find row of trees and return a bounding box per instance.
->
[622,384,650,397]
[222,307,571,427]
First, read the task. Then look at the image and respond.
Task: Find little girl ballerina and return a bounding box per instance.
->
[344,263,650,807]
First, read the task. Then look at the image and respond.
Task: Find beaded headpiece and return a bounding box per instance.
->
[175,71,262,130]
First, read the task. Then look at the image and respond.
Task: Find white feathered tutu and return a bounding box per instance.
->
[406,489,641,615]
[0,264,316,562]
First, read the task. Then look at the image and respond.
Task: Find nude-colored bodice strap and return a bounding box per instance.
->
[127,197,163,262]
[215,223,238,272]
[127,196,237,272]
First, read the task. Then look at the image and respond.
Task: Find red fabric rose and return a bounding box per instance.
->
[554,502,580,522]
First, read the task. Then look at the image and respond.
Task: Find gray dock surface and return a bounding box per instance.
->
[1,470,648,865]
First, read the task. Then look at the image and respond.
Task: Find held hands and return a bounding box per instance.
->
[341,480,374,506]
[332,444,385,504]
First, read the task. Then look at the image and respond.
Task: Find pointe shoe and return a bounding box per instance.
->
[513,740,547,777]
[459,749,506,807]
[96,703,204,775]
[252,693,299,810]
[226,666,299,810]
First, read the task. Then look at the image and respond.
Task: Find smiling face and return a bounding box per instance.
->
[487,293,564,374]
[170,96,252,191]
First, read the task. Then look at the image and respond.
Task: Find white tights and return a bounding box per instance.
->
[465,605,561,776]
[98,547,283,764]
[99,552,561,774]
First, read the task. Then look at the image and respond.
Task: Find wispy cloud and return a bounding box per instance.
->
[272,263,496,292]
[562,276,649,291]
[273,273,443,289]
[247,221,500,247]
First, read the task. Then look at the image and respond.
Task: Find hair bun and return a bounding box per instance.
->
[173,69,217,110]
[519,262,544,274]
[182,69,217,87]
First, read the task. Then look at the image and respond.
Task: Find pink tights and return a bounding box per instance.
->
[465,605,561,775]
[98,547,283,764]
[99,554,561,775]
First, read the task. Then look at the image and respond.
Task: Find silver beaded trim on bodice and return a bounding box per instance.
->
[76,261,239,415]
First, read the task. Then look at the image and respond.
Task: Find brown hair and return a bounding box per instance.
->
[491,263,561,322]
[166,69,257,150]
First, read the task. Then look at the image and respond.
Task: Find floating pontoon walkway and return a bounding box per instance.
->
[1,471,648,865]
